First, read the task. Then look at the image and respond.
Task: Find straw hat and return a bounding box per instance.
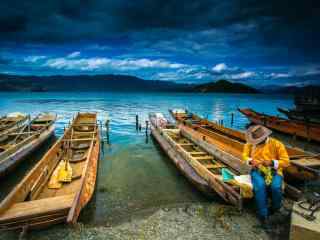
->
[246,125,272,145]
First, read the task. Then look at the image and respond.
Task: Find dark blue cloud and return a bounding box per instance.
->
[0,0,319,86]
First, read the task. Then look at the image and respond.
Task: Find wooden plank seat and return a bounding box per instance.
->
[72,123,97,126]
[178,143,194,146]
[71,143,90,150]
[204,163,224,169]
[62,138,96,142]
[189,151,206,155]
[193,156,214,161]
[0,194,74,224]
[72,131,97,136]
[291,158,320,168]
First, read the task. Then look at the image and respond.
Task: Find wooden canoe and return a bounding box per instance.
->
[0,113,28,138]
[0,113,56,178]
[170,109,319,188]
[0,112,100,230]
[239,108,320,142]
[278,107,320,125]
[150,113,253,210]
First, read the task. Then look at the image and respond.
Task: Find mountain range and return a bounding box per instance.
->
[0,74,318,94]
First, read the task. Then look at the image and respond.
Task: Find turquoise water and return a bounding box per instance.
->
[0,92,295,227]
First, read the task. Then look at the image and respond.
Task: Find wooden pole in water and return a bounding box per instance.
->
[145,120,149,143]
[145,120,149,134]
[106,119,110,144]
[231,112,234,126]
[136,114,139,131]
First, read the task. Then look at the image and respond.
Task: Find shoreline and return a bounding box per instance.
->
[0,202,291,240]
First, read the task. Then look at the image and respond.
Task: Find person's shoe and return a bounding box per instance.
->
[269,207,290,224]
[254,217,272,231]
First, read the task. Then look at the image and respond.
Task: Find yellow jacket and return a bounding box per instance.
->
[242,138,290,175]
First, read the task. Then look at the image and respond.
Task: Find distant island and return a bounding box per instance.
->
[0,73,318,94]
[192,79,258,93]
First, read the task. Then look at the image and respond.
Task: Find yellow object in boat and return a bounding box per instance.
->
[48,161,63,189]
[58,160,73,183]
[239,183,253,198]
[229,180,253,198]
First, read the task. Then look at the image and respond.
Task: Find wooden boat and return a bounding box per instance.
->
[170,109,320,183]
[0,113,57,178]
[0,112,100,230]
[278,107,320,125]
[239,108,320,142]
[0,113,28,137]
[278,89,320,124]
[150,113,254,210]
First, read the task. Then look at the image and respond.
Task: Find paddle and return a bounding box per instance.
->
[58,129,73,183]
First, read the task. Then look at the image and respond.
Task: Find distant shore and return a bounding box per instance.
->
[1,73,318,94]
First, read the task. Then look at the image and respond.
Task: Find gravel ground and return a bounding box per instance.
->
[0,202,290,240]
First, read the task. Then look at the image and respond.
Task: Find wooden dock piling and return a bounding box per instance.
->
[145,120,149,134]
[136,114,139,131]
[105,119,110,144]
[231,113,234,126]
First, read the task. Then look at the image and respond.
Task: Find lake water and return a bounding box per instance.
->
[0,92,296,227]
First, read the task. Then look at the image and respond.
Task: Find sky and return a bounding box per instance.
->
[0,0,320,87]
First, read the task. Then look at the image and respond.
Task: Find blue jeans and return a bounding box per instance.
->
[251,170,283,218]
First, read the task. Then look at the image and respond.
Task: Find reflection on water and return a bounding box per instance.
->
[0,92,305,227]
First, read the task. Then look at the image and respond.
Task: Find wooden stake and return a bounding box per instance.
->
[136,115,139,131]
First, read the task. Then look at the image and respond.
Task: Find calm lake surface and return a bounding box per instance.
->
[0,92,296,227]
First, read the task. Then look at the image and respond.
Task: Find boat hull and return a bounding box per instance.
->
[278,108,320,125]
[0,113,100,231]
[0,125,55,178]
[67,133,100,224]
[150,113,243,209]
[239,108,320,142]
[151,126,216,197]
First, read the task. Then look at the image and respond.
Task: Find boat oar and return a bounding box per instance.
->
[58,130,73,183]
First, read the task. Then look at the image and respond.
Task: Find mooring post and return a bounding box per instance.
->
[106,119,110,144]
[139,123,142,132]
[221,119,224,126]
[145,120,149,143]
[231,112,234,126]
[105,119,110,133]
[136,114,139,131]
[145,120,149,134]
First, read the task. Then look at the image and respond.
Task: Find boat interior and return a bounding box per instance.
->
[0,114,26,132]
[0,114,56,154]
[0,113,98,229]
[162,128,243,197]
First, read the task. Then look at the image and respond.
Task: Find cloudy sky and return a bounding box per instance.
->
[0,0,320,86]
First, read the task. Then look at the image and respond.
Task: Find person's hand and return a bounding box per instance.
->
[263,159,273,167]
[250,160,261,168]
